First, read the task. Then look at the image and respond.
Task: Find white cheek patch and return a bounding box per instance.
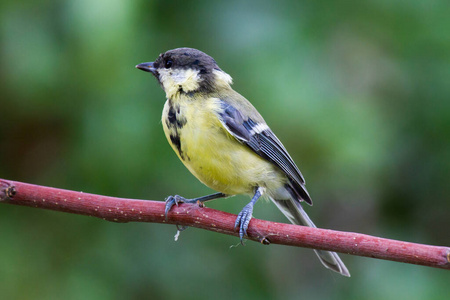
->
[172,69,199,85]
[159,68,202,98]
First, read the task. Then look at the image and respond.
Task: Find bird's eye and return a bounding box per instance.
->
[165,60,173,68]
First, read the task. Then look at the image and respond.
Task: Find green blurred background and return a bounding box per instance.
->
[1,0,449,299]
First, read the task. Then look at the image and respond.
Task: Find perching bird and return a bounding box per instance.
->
[136,48,350,277]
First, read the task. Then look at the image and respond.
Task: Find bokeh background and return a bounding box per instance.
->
[1,0,449,299]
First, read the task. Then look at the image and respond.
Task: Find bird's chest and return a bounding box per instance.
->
[162,99,188,160]
[161,98,251,193]
[162,98,223,161]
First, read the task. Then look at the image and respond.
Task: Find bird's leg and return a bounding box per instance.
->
[234,186,264,244]
[165,192,227,220]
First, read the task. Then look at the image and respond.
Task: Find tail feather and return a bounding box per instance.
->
[270,197,350,277]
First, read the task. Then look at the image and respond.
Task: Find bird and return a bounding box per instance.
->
[136,47,350,277]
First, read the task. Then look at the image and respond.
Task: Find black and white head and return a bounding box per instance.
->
[136,48,233,98]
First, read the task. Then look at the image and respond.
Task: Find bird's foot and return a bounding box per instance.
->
[234,203,254,244]
[165,195,206,220]
[165,195,184,218]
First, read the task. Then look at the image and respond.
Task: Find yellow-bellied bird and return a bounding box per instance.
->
[136,48,350,277]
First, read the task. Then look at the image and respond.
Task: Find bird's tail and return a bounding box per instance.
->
[270,197,350,277]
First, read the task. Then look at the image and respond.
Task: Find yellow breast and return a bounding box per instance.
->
[161,95,285,196]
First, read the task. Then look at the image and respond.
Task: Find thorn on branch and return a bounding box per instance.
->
[259,236,271,245]
[0,180,16,202]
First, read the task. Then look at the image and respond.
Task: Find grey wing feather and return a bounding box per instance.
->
[218,101,312,204]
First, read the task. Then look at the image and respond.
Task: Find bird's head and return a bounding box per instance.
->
[136,48,233,98]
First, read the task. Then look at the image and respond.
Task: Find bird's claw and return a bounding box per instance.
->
[176,224,189,231]
[234,203,254,244]
[164,195,186,220]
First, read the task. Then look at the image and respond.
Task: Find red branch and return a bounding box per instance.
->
[1,178,449,270]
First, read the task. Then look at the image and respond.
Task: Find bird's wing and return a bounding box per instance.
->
[218,100,312,204]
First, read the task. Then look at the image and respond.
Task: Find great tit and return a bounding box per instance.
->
[136,48,350,277]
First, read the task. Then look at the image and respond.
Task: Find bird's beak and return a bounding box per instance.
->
[135,62,157,74]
